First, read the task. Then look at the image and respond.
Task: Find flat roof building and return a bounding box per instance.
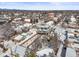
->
[36,23,51,34]
[66,47,76,57]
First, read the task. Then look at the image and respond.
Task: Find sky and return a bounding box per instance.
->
[0,2,79,10]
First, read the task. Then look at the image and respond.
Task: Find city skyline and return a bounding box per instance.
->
[0,2,79,10]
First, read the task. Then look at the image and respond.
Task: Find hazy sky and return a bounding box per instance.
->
[0,2,79,10]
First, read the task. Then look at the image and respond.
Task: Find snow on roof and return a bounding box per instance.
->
[0,48,3,55]
[68,38,77,42]
[55,26,65,36]
[67,28,76,32]
[18,31,36,45]
[70,16,76,22]
[36,48,54,57]
[66,47,76,57]
[15,46,26,57]
[24,19,31,22]
[59,35,66,41]
[46,21,54,26]
[72,44,79,48]
[14,32,33,41]
[68,33,74,37]
[23,23,32,27]
[14,35,23,41]
[4,40,15,48]
[37,24,49,28]
[21,33,27,36]
[0,48,11,57]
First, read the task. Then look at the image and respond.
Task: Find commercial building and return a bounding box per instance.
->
[36,23,51,34]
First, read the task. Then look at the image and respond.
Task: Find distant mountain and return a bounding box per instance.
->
[0,8,79,12]
[0,8,26,11]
